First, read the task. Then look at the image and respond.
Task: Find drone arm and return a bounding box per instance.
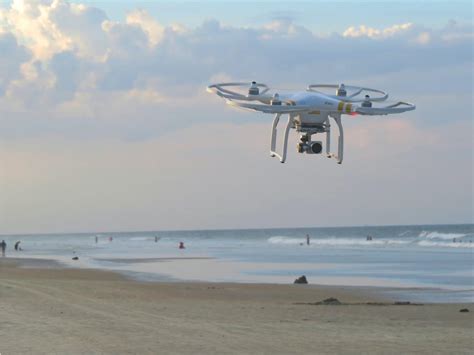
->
[227,101,310,113]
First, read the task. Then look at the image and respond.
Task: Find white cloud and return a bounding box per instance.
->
[126,9,164,47]
[343,23,413,38]
[0,1,472,232]
[0,0,470,141]
[1,0,108,60]
[0,1,471,114]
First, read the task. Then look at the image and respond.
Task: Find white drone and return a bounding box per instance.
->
[207,82,415,164]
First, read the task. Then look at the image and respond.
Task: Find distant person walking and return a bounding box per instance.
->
[1,240,6,257]
[306,234,310,246]
[14,241,21,251]
[95,236,98,244]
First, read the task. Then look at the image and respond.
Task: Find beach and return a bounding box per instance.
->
[0,258,472,354]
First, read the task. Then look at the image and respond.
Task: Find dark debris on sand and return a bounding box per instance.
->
[294,298,424,306]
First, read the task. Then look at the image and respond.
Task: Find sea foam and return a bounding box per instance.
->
[418,231,467,240]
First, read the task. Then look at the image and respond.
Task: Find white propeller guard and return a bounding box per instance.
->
[355,102,416,115]
[207,82,271,101]
[308,84,389,102]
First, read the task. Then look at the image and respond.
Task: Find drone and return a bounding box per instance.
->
[207,82,415,164]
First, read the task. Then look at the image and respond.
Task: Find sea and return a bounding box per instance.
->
[2,224,473,303]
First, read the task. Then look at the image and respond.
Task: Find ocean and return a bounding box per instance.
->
[2,224,473,302]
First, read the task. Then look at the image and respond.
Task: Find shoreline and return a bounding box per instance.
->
[5,256,473,303]
[1,257,473,354]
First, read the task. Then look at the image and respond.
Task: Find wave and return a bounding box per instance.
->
[129,237,151,241]
[418,231,467,240]
[417,240,474,248]
[267,236,411,246]
[267,236,305,245]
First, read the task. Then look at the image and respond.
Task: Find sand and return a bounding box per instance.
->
[0,258,472,354]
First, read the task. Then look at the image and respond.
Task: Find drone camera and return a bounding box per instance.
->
[297,141,323,154]
[310,141,323,154]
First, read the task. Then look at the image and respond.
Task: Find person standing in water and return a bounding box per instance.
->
[14,241,21,251]
[1,240,6,257]
[306,234,310,246]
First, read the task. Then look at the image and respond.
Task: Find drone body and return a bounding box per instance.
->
[207,82,415,164]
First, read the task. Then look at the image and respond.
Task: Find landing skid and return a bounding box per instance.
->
[270,113,344,164]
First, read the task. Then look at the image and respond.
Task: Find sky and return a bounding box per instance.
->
[0,0,472,234]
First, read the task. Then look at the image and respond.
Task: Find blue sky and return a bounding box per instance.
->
[2,1,471,31]
[0,0,472,233]
[58,1,474,29]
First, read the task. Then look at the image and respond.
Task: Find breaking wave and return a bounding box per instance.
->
[267,236,411,246]
[267,236,305,245]
[417,240,474,248]
[129,237,151,241]
[418,231,467,240]
[268,235,474,248]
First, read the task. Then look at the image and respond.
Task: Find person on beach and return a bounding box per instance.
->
[95,236,98,244]
[1,240,6,257]
[14,241,21,251]
[306,234,310,245]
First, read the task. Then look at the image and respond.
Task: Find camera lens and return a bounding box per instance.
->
[311,142,322,154]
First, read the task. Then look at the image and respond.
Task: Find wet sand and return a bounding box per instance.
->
[0,258,472,354]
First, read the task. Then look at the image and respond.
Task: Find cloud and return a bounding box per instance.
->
[1,0,108,60]
[343,23,413,38]
[0,32,30,95]
[0,1,472,233]
[0,0,472,139]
